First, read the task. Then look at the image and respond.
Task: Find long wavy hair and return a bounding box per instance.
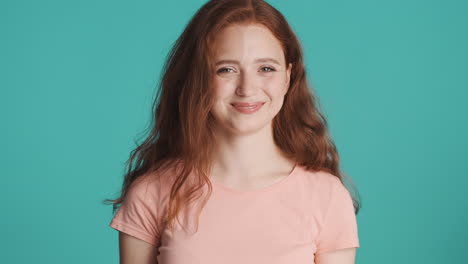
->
[104,0,361,235]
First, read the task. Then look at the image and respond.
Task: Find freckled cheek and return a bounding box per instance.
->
[261,75,287,94]
[213,78,237,97]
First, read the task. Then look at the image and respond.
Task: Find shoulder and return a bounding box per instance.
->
[297,167,344,193]
[125,165,179,204]
[296,166,350,211]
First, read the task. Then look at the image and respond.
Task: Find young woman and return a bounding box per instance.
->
[105,0,361,263]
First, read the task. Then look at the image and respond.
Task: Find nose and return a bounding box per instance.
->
[236,71,257,97]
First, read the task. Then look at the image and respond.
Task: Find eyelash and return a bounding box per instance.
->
[217,66,276,73]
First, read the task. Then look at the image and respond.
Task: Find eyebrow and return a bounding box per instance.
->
[214,58,281,66]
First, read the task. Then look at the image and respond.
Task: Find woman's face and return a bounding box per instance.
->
[210,23,292,136]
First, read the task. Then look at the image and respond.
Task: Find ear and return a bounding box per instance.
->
[285,63,292,92]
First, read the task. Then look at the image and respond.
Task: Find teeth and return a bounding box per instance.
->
[237,106,256,109]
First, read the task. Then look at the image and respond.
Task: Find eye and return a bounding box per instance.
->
[217,67,235,74]
[261,66,276,72]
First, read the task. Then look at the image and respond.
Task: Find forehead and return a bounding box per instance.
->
[211,23,285,64]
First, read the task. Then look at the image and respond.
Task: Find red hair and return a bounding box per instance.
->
[104,0,361,234]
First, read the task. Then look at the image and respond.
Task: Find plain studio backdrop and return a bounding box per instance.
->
[1,0,467,263]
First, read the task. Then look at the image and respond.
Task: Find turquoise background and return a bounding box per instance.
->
[2,0,467,263]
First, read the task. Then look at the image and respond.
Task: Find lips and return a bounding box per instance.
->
[231,102,264,107]
[230,101,265,114]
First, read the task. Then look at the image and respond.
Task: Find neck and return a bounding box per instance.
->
[209,122,294,181]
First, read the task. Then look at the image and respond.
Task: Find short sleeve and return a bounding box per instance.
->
[315,176,360,255]
[109,177,163,247]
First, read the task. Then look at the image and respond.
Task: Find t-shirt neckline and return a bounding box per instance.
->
[210,163,299,195]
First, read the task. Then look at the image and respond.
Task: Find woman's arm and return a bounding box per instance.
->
[118,231,159,264]
[315,247,357,264]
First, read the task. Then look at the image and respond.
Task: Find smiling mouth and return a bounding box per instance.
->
[230,102,265,114]
[230,102,265,107]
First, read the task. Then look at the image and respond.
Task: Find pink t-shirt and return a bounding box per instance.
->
[109,164,360,263]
